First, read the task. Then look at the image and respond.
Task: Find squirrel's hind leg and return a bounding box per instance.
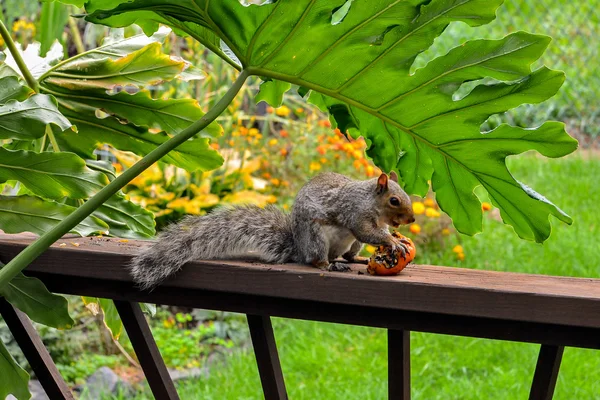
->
[293,219,330,267]
[342,240,368,264]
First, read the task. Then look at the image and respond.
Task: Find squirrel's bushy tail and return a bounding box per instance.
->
[129,205,295,289]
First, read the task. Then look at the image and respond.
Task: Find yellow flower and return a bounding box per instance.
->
[412,202,425,215]
[482,202,492,211]
[441,228,451,236]
[275,105,291,117]
[267,195,277,204]
[268,138,278,146]
[456,252,465,261]
[366,165,375,177]
[409,224,421,234]
[249,128,260,137]
[425,207,441,218]
[424,198,436,208]
[452,245,463,254]
[296,107,304,113]
[320,158,328,164]
[365,245,377,254]
[309,161,322,172]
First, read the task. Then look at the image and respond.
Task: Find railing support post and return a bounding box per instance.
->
[247,314,288,400]
[529,344,564,400]
[0,297,74,399]
[114,300,180,400]
[388,329,410,400]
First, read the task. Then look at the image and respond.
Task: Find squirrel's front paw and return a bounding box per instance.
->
[328,262,352,272]
[390,239,410,260]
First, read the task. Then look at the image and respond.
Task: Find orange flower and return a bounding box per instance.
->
[452,245,463,254]
[316,145,327,155]
[279,129,289,138]
[320,158,328,164]
[210,142,219,150]
[482,202,492,211]
[424,198,436,208]
[262,172,272,180]
[456,252,465,261]
[425,208,441,218]
[318,120,332,128]
[280,148,288,156]
[366,165,375,177]
[333,128,344,136]
[353,160,362,170]
[409,224,421,234]
[441,228,451,236]
[270,178,280,186]
[266,106,274,113]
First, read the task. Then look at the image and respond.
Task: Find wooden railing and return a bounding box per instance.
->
[1,234,599,400]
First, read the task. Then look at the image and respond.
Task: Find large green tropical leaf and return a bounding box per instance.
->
[0,341,30,400]
[93,195,156,239]
[43,42,191,90]
[46,85,221,138]
[0,76,33,104]
[0,268,74,329]
[0,91,72,140]
[0,195,109,236]
[0,149,109,199]
[32,30,222,172]
[54,109,223,171]
[83,0,578,242]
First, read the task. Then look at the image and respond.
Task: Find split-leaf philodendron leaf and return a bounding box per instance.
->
[82,0,578,242]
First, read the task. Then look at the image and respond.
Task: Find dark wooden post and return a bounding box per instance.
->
[247,314,288,400]
[113,300,180,400]
[529,344,564,400]
[388,329,410,400]
[0,298,74,399]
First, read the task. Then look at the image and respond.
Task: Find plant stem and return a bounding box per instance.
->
[45,125,61,152]
[68,13,86,54]
[0,69,250,291]
[0,20,39,93]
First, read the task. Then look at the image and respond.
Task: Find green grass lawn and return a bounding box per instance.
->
[111,152,600,399]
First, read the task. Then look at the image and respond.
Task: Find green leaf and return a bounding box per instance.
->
[255,79,291,107]
[0,76,34,104]
[0,341,30,400]
[0,148,110,199]
[47,0,85,7]
[140,303,157,317]
[0,93,71,140]
[46,85,221,138]
[0,269,74,329]
[54,109,223,172]
[38,1,69,57]
[43,42,189,90]
[83,0,577,242]
[0,195,109,236]
[98,298,123,339]
[93,195,156,239]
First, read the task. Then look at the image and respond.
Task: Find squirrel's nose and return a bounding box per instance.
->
[407,216,415,224]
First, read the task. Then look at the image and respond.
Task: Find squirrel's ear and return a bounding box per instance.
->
[376,173,388,194]
[390,171,399,183]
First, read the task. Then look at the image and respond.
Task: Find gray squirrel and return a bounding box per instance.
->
[130,171,415,289]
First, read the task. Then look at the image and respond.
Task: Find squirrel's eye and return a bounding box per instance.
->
[390,197,400,206]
